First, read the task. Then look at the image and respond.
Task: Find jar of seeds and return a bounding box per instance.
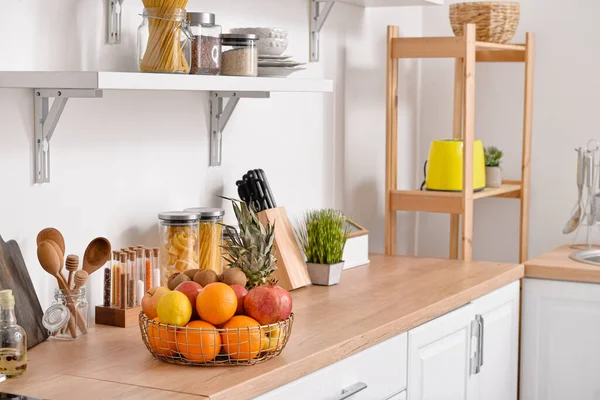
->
[186,12,221,75]
[220,33,259,77]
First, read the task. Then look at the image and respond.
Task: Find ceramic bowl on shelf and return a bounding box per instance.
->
[258,38,289,56]
[230,27,288,39]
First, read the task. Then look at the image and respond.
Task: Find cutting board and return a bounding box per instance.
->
[0,235,48,348]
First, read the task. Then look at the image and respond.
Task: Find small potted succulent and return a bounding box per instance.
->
[295,209,349,286]
[485,146,504,188]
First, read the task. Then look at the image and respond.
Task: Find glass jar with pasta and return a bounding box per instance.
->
[137,7,190,73]
[184,207,224,274]
[158,211,200,286]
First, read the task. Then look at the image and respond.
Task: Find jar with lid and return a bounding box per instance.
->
[184,207,225,274]
[186,12,222,75]
[158,211,200,286]
[42,288,88,341]
[220,34,259,77]
[137,8,191,73]
[0,290,26,377]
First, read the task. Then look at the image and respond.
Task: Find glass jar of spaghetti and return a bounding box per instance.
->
[137,7,190,73]
[158,211,200,286]
[184,207,224,274]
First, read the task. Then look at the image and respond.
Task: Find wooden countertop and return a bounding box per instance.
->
[524,245,600,283]
[1,254,523,400]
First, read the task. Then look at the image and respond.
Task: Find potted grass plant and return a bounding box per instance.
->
[295,209,349,286]
[485,146,504,188]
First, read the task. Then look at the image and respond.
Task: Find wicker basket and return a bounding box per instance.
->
[139,312,293,366]
[450,2,520,44]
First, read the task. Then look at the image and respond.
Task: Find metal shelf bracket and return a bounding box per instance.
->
[310,0,335,62]
[209,91,270,166]
[107,0,124,44]
[34,89,103,183]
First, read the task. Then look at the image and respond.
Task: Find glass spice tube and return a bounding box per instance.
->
[103,268,111,307]
[128,252,136,308]
[136,248,144,306]
[152,248,160,288]
[120,252,127,309]
[111,251,118,307]
[144,248,152,292]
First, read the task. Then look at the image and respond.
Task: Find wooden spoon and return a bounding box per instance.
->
[82,237,112,275]
[36,228,65,255]
[72,270,88,292]
[37,241,77,338]
[46,240,66,282]
[65,255,79,289]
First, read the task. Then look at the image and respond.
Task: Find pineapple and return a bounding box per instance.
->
[222,198,277,289]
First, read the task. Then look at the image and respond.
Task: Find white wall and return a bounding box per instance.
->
[417,0,588,262]
[0,0,422,310]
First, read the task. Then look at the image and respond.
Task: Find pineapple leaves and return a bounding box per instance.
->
[220,197,278,289]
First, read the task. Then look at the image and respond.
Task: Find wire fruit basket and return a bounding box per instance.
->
[139,312,294,366]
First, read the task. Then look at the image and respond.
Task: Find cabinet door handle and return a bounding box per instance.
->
[337,382,368,400]
[476,314,484,369]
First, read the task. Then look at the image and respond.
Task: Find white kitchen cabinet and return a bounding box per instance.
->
[408,281,520,400]
[256,282,519,400]
[472,281,520,400]
[407,304,475,400]
[255,332,407,400]
[521,278,600,400]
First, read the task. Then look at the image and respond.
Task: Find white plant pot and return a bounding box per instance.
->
[486,166,502,188]
[306,261,345,286]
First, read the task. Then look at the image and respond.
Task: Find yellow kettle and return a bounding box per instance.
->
[425,139,486,192]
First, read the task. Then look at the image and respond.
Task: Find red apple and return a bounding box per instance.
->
[175,281,203,319]
[230,284,248,315]
[141,286,170,319]
[244,284,293,325]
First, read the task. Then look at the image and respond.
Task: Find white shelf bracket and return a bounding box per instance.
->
[310,0,335,62]
[107,0,124,44]
[209,91,270,167]
[34,89,103,183]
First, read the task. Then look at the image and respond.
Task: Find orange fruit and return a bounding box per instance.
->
[176,320,221,362]
[147,317,178,356]
[196,282,237,325]
[221,315,264,360]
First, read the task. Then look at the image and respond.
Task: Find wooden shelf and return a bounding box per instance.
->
[392,37,526,62]
[0,71,333,93]
[316,0,442,7]
[390,183,522,214]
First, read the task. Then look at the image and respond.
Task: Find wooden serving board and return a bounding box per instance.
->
[0,235,48,348]
[258,208,311,291]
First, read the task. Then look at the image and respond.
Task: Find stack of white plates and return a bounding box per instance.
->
[230,27,306,78]
[258,55,306,78]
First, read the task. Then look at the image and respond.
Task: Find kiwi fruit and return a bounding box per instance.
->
[183,268,200,280]
[167,272,190,290]
[194,269,219,287]
[220,267,248,287]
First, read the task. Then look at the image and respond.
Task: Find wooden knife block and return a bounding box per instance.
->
[258,207,311,291]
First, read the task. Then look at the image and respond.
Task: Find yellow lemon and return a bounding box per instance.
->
[157,291,192,327]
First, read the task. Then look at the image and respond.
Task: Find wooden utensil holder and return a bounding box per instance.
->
[95,306,141,328]
[257,207,311,291]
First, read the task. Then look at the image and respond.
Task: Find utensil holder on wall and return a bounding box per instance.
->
[257,207,311,291]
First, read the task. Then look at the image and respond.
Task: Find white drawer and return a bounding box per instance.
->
[256,333,407,400]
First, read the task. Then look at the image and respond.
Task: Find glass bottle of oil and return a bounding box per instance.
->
[0,290,27,377]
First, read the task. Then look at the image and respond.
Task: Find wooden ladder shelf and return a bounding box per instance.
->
[385,24,534,263]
